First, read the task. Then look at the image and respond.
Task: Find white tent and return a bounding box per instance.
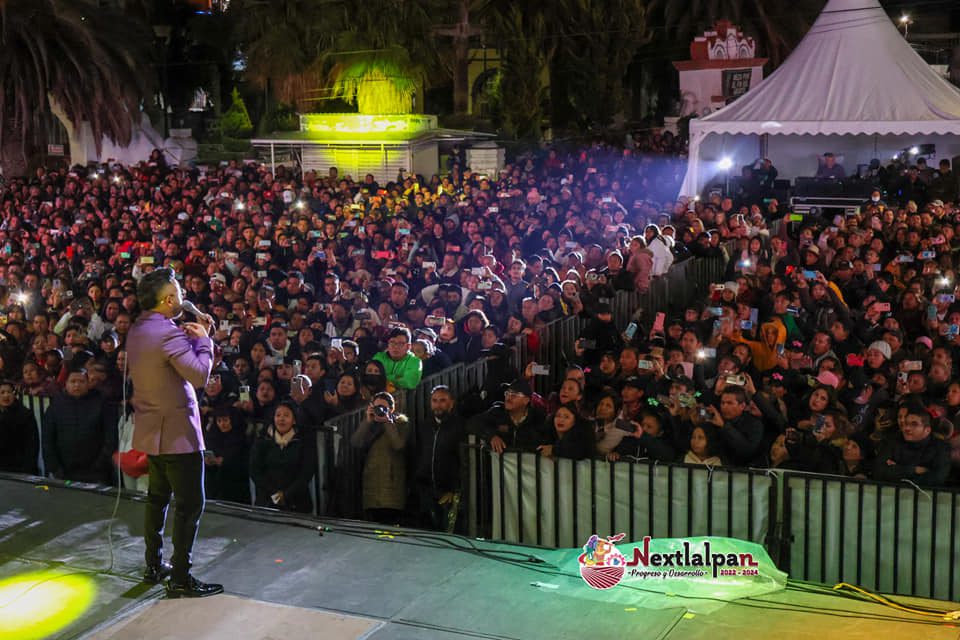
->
[679,0,960,197]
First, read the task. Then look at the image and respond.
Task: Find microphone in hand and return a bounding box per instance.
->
[180,300,214,335]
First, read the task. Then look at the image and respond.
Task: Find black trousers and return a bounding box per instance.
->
[145,452,205,583]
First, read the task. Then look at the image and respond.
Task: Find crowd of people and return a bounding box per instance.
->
[0,141,958,532]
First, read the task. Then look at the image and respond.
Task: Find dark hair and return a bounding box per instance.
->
[137,267,176,311]
[721,385,748,405]
[373,390,396,410]
[387,327,412,343]
[691,424,722,458]
[274,399,299,423]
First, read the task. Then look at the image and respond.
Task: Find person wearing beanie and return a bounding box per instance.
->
[866,341,892,363]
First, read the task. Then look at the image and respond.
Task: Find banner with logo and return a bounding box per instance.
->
[560,534,787,612]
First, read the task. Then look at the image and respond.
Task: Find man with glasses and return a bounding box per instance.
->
[373,327,423,391]
[471,379,547,454]
[127,267,223,598]
[874,405,950,487]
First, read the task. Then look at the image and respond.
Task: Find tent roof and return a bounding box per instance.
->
[691,0,960,137]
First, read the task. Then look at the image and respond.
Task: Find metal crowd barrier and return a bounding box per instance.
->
[316,250,730,519]
[780,472,960,602]
[469,447,773,550]
[463,443,960,602]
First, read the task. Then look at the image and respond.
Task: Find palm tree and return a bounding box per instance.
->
[650,0,822,67]
[321,0,438,115]
[229,0,328,108]
[231,0,440,116]
[0,0,152,177]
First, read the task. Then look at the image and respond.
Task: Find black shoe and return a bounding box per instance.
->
[165,575,224,599]
[143,561,173,584]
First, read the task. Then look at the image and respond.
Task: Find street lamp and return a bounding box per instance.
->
[899,15,911,37]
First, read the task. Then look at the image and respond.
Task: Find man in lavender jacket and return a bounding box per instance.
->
[128,268,223,598]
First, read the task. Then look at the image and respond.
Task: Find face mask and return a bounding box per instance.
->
[871,196,880,203]
[362,373,385,388]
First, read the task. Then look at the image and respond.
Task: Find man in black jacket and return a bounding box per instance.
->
[702,386,764,466]
[470,379,547,454]
[42,368,118,483]
[576,303,623,367]
[0,381,39,474]
[414,386,464,531]
[874,409,950,487]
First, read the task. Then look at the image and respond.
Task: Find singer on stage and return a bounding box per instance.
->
[127,268,223,598]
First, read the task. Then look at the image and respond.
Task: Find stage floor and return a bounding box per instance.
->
[0,476,957,640]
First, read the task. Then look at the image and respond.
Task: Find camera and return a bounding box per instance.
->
[373,405,390,419]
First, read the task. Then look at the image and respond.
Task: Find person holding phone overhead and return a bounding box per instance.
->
[127,268,223,598]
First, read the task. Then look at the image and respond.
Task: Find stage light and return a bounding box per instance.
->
[718,157,734,171]
[0,570,96,640]
[909,146,920,155]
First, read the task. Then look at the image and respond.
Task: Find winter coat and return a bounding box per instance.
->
[205,424,251,504]
[0,403,39,474]
[874,434,950,487]
[626,250,654,294]
[544,424,595,460]
[250,426,317,512]
[351,415,411,511]
[414,413,464,492]
[42,390,117,482]
[648,235,675,277]
[470,403,549,453]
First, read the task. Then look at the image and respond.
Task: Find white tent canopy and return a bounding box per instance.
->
[680,0,960,197]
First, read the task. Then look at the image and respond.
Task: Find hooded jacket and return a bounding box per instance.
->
[734,319,787,372]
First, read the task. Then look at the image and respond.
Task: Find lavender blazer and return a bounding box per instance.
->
[127,312,213,455]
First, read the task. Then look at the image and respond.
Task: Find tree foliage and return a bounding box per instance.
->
[484,4,557,140]
[220,87,253,138]
[556,0,651,131]
[0,0,152,171]
[648,0,821,67]
[230,0,441,114]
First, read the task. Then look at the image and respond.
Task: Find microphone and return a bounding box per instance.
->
[180,300,214,331]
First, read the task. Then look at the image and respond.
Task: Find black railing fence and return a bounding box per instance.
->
[462,444,960,603]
